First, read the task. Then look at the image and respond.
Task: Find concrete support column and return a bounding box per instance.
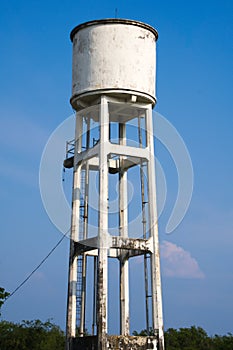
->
[119,123,130,336]
[97,96,109,350]
[146,106,164,350]
[66,114,83,349]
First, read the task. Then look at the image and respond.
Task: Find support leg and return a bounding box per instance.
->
[119,122,130,336]
[66,114,83,349]
[146,106,164,349]
[97,96,109,350]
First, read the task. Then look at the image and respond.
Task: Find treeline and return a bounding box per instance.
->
[0,320,65,350]
[165,326,233,350]
[0,320,233,350]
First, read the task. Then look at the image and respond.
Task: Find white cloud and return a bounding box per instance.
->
[161,240,205,279]
[131,241,204,279]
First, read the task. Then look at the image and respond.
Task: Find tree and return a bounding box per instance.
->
[165,326,212,350]
[0,287,10,316]
[0,319,65,350]
[212,333,233,350]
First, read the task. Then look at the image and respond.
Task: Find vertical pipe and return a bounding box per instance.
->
[138,115,150,334]
[146,106,164,349]
[92,255,97,335]
[119,122,130,336]
[97,96,109,350]
[66,114,83,350]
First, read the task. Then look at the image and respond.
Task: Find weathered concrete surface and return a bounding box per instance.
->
[107,335,157,349]
[70,19,157,109]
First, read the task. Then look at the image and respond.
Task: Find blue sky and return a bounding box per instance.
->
[0,0,232,336]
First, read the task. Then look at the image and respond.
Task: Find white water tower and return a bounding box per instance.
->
[65,19,165,350]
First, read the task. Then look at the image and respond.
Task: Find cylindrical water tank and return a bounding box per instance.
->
[70,19,158,109]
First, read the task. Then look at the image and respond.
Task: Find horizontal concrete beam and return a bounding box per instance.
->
[64,154,143,173]
[74,235,153,256]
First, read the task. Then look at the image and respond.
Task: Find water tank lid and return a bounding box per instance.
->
[70,18,158,42]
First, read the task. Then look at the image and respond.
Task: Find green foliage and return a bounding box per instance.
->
[211,333,233,350]
[164,326,233,350]
[132,326,233,350]
[165,326,210,350]
[0,287,10,316]
[0,319,65,350]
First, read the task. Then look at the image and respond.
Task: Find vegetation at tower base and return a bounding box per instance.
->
[165,326,233,350]
[133,326,233,350]
[0,319,65,350]
[0,320,233,349]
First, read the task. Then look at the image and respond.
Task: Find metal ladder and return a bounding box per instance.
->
[76,169,86,330]
[65,130,89,333]
[76,255,83,330]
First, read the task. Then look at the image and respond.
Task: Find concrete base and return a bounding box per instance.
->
[72,336,98,349]
[107,335,157,349]
[72,335,157,349]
